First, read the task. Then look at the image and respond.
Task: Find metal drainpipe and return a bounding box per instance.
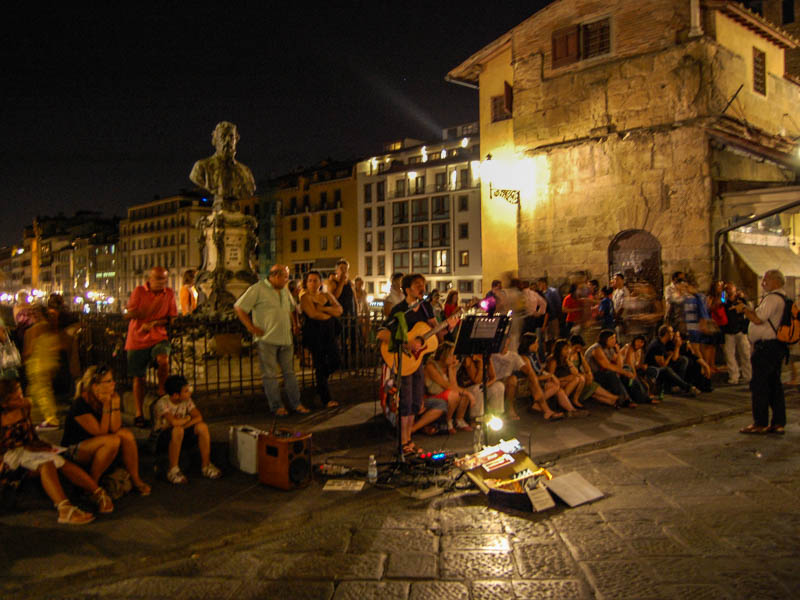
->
[713,198,800,281]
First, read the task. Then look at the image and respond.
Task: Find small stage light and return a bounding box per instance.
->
[488,416,503,432]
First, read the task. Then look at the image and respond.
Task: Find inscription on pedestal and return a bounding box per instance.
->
[224,232,246,271]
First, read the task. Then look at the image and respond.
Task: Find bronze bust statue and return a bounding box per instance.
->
[190,121,256,212]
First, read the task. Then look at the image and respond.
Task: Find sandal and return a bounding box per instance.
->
[56,500,95,525]
[201,463,222,479]
[134,480,152,495]
[325,400,339,408]
[295,405,311,414]
[92,487,114,514]
[167,467,188,485]
[768,425,785,435]
[543,412,565,421]
[739,424,769,434]
[402,442,421,456]
[566,409,590,418]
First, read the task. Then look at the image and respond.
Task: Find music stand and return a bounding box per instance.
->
[454,313,511,448]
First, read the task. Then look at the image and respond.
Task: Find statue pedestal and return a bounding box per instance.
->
[196,209,258,317]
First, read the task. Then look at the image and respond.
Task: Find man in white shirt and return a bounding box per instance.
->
[611,272,629,343]
[382,272,405,317]
[736,269,787,434]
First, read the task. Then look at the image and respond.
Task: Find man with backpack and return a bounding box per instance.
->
[736,269,791,434]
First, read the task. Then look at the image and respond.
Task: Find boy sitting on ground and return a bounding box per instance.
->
[154,375,221,484]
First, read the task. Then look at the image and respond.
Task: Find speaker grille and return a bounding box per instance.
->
[289,457,310,484]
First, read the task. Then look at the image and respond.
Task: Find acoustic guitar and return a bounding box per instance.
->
[380,307,464,376]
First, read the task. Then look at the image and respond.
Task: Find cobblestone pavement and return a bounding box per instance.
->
[40,407,799,600]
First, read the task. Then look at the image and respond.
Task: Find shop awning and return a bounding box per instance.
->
[728,242,800,278]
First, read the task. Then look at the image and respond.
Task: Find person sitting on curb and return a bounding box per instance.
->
[61,366,151,496]
[153,374,221,484]
[644,325,699,399]
[1,378,107,524]
[490,338,524,420]
[518,333,579,419]
[424,343,474,434]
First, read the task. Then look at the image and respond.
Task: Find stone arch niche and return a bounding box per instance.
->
[608,230,663,296]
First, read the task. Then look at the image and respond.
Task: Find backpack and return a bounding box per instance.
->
[768,293,800,344]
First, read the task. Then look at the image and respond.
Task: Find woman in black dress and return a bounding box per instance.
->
[300,271,343,408]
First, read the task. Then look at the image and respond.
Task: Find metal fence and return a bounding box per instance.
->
[76,313,384,401]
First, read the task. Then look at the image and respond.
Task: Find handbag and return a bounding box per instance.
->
[0,337,21,377]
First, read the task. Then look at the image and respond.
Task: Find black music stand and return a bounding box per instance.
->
[454,313,511,446]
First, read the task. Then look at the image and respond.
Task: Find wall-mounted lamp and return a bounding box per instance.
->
[485,154,521,205]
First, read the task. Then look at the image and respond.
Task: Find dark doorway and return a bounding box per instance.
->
[608,230,663,295]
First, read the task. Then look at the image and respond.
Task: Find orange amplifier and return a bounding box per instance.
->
[257,430,312,490]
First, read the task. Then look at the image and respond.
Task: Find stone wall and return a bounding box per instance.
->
[516,126,713,289]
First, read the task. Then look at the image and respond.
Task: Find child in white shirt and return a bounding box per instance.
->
[154,375,220,484]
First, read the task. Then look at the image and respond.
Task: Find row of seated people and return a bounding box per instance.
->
[0,366,221,525]
[408,324,711,436]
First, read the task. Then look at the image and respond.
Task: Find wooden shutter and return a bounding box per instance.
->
[753,47,766,96]
[552,25,580,68]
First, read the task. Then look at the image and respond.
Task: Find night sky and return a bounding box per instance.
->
[1,3,552,247]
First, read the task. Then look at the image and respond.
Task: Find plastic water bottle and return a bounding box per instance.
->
[367,455,378,484]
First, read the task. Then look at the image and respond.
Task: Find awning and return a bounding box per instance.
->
[311,257,341,270]
[728,242,800,278]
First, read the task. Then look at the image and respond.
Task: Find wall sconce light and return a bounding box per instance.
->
[484,154,521,205]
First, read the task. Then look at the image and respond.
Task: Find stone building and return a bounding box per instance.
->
[447,0,800,293]
[118,192,211,300]
[355,124,483,298]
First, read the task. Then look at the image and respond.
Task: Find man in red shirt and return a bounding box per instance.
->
[125,266,177,427]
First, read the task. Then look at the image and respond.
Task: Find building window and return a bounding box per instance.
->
[377,255,385,276]
[334,212,342,226]
[320,191,328,208]
[291,240,297,253]
[334,189,341,205]
[303,216,310,230]
[459,250,469,267]
[753,47,766,96]
[365,232,373,252]
[491,86,512,122]
[458,223,469,240]
[393,226,410,249]
[460,169,471,189]
[365,208,372,228]
[552,18,610,69]
[412,225,429,248]
[433,250,450,274]
[395,179,406,198]
[412,251,430,273]
[458,280,473,293]
[377,181,385,201]
[378,230,386,251]
[431,196,450,220]
[435,172,447,191]
[364,183,372,203]
[412,197,428,222]
[365,256,373,276]
[367,281,375,294]
[458,195,469,211]
[320,214,327,228]
[783,0,795,24]
[393,252,409,270]
[334,235,342,249]
[393,201,409,224]
[432,223,450,247]
[320,236,327,250]
[303,238,310,252]
[414,175,426,194]
[377,206,385,226]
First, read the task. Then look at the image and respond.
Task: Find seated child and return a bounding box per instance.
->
[1,377,110,524]
[153,375,221,484]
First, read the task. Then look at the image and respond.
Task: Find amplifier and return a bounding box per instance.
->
[257,429,312,490]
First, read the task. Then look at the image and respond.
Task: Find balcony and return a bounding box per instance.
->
[386,181,478,200]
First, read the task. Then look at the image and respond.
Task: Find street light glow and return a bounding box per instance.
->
[488,416,503,431]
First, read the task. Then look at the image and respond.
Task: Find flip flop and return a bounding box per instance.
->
[739,424,769,434]
[274,407,289,417]
[768,425,785,435]
[325,400,339,408]
[543,412,564,422]
[295,405,311,414]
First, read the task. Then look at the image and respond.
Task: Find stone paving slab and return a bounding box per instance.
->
[332,581,408,600]
[350,529,437,554]
[439,550,515,579]
[408,581,469,600]
[385,552,438,579]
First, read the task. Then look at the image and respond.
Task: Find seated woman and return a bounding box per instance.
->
[458,354,504,419]
[299,270,343,409]
[61,366,151,496]
[568,335,619,406]
[1,378,109,524]
[517,333,580,419]
[620,334,658,403]
[584,330,648,407]
[424,342,473,434]
[490,338,524,420]
[545,338,587,409]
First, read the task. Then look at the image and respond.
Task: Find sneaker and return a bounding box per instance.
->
[36,419,59,431]
[454,418,473,431]
[201,463,222,479]
[91,487,114,514]
[57,500,95,525]
[167,466,188,485]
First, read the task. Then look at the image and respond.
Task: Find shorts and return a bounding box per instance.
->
[427,389,451,401]
[423,396,448,413]
[127,340,171,378]
[154,426,199,455]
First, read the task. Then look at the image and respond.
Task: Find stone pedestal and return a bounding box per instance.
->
[195,209,258,317]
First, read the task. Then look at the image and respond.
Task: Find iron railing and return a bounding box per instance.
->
[76,313,384,401]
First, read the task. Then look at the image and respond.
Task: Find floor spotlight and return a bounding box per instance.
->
[487,416,503,432]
